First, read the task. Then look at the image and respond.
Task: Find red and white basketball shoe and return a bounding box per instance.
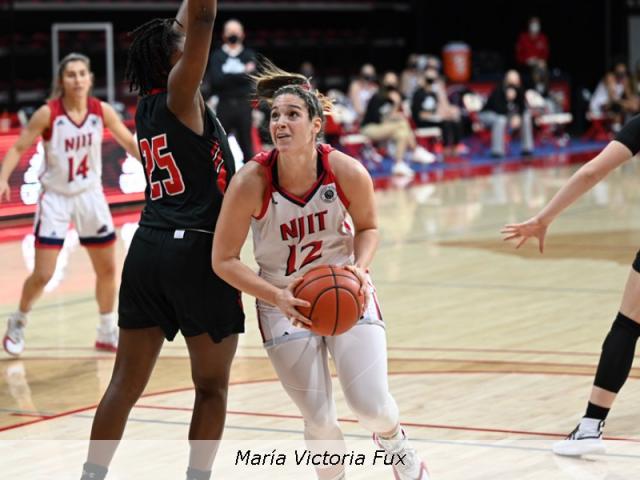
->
[95,326,118,352]
[373,430,430,480]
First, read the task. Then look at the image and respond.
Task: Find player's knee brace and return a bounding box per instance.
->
[594,312,640,393]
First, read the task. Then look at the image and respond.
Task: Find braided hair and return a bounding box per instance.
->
[125,18,184,96]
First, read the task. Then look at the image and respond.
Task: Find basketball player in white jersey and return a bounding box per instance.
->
[0,53,140,356]
[213,64,429,480]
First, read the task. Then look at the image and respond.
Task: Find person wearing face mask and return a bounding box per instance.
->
[515,16,549,68]
[400,53,422,99]
[589,59,640,132]
[361,71,435,177]
[348,63,379,122]
[411,67,464,155]
[204,18,258,162]
[479,69,534,158]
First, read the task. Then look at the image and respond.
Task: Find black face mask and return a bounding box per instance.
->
[227,34,240,44]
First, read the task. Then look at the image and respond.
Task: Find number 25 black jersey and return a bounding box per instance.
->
[135,91,236,231]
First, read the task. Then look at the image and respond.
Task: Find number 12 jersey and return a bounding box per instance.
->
[251,144,355,290]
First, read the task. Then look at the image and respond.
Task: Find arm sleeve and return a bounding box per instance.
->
[614,114,640,155]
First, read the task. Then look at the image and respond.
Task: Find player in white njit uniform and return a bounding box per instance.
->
[213,64,429,480]
[0,52,140,356]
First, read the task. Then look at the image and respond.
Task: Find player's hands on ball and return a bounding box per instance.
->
[501,216,549,253]
[344,264,370,313]
[275,277,312,329]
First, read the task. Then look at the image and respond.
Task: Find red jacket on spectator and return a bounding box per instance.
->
[516,32,549,66]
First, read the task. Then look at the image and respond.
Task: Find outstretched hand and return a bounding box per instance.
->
[501,217,548,253]
[274,277,312,329]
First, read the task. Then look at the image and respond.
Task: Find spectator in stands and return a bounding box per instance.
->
[361,71,435,177]
[400,53,422,99]
[526,61,562,113]
[348,63,378,122]
[411,67,464,156]
[479,69,534,158]
[424,54,442,72]
[589,59,640,132]
[204,18,257,161]
[515,16,549,69]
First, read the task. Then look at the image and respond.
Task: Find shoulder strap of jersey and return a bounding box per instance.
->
[42,98,62,141]
[87,97,104,119]
[252,149,277,220]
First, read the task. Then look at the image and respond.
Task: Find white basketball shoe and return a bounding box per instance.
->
[3,313,27,356]
[374,430,430,480]
[391,161,415,178]
[553,419,606,456]
[95,325,118,352]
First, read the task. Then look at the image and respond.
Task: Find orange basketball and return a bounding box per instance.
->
[294,265,365,336]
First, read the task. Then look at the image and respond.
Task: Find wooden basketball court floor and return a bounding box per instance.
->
[0,158,639,479]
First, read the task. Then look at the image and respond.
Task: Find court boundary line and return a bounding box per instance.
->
[1,372,638,439]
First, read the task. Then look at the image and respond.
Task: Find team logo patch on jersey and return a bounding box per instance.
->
[320,185,337,203]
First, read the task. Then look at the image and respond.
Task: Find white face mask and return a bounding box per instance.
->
[529,22,540,34]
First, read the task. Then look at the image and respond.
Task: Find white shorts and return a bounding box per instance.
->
[34,188,115,249]
[257,280,385,348]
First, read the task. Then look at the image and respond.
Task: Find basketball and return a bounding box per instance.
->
[294,265,365,336]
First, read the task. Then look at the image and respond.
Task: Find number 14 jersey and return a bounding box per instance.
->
[40,96,104,195]
[251,144,355,290]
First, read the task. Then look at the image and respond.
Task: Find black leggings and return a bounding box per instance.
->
[216,98,254,161]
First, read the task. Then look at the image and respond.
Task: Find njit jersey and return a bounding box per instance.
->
[251,144,354,291]
[39,97,104,195]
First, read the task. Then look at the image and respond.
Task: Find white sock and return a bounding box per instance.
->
[579,417,603,433]
[378,426,406,452]
[10,311,28,324]
[99,312,117,330]
[380,426,404,441]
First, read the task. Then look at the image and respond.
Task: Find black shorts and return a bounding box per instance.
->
[634,250,640,274]
[118,226,245,342]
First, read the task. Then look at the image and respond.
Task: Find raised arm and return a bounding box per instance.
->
[212,165,311,326]
[502,116,639,252]
[0,105,50,202]
[101,102,140,161]
[167,0,216,117]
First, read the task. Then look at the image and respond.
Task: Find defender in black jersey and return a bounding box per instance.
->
[81,2,243,480]
[502,115,640,456]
